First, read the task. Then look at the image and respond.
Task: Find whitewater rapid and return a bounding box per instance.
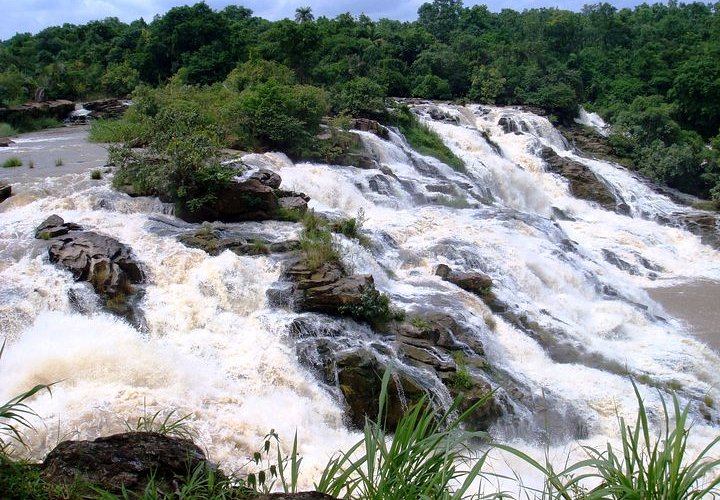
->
[1,107,719,493]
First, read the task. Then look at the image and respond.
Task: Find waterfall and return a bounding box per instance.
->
[1,111,719,490]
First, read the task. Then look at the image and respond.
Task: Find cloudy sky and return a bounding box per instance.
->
[2,0,656,41]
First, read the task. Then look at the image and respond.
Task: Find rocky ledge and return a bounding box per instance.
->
[0,99,75,123]
[35,215,146,326]
[540,146,628,213]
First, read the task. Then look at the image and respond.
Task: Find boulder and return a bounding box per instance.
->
[335,349,426,430]
[540,147,619,211]
[35,215,145,324]
[41,432,213,495]
[82,98,130,119]
[288,260,374,315]
[0,182,11,203]
[335,152,379,169]
[250,168,282,189]
[0,137,14,147]
[350,118,389,139]
[435,264,493,297]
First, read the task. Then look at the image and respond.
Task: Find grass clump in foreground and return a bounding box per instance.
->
[389,105,465,172]
[2,157,22,168]
[299,210,340,270]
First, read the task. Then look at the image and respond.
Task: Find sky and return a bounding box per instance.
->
[1,0,657,41]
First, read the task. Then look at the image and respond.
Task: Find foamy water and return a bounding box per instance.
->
[1,111,719,494]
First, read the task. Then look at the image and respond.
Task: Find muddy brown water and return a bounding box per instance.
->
[648,279,720,352]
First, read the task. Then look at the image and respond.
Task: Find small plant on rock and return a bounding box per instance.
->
[2,157,22,168]
[90,169,102,180]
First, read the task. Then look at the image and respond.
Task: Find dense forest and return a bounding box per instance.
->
[1,0,720,202]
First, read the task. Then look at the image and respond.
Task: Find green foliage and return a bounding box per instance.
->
[0,68,27,107]
[54,158,63,167]
[2,157,22,168]
[90,169,102,180]
[299,210,339,270]
[101,61,140,96]
[228,80,329,154]
[468,65,506,104]
[88,118,150,144]
[390,106,465,171]
[332,77,387,119]
[0,457,48,499]
[224,60,296,93]
[8,117,62,134]
[124,404,196,441]
[452,352,473,391]
[338,285,405,328]
[316,367,491,499]
[0,123,17,137]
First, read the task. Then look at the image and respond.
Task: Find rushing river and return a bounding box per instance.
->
[1,106,719,494]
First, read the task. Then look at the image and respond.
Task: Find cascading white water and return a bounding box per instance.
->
[1,110,719,494]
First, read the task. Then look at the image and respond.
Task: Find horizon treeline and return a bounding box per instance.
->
[1,0,720,200]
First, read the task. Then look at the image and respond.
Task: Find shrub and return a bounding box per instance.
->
[338,285,405,328]
[88,118,150,144]
[299,210,339,270]
[90,169,102,180]
[0,123,17,137]
[1,157,22,168]
[54,158,63,167]
[332,77,387,119]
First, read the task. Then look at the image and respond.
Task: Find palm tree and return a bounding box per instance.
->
[294,6,314,23]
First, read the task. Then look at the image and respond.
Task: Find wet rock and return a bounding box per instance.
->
[498,116,522,134]
[250,168,282,189]
[427,107,459,124]
[0,182,11,202]
[35,215,145,325]
[602,249,640,275]
[279,196,309,211]
[435,264,493,298]
[351,118,389,139]
[82,98,130,119]
[293,265,374,315]
[335,348,426,430]
[540,147,619,211]
[335,152,379,169]
[675,212,720,249]
[0,137,14,147]
[178,226,300,257]
[41,432,214,495]
[558,123,629,166]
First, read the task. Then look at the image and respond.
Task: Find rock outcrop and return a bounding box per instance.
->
[41,432,214,495]
[351,118,389,139]
[540,146,621,212]
[0,99,74,123]
[0,182,11,203]
[35,215,145,325]
[177,169,309,223]
[82,98,130,119]
[179,226,300,256]
[0,137,14,147]
[435,264,493,297]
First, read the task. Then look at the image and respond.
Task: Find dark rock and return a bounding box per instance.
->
[35,215,145,325]
[296,270,374,314]
[178,227,300,256]
[250,169,282,189]
[435,264,493,297]
[82,98,130,119]
[351,118,389,139]
[214,178,279,220]
[335,153,379,169]
[0,183,11,203]
[427,107,459,124]
[675,212,720,249]
[335,349,426,430]
[0,137,14,147]
[498,116,522,134]
[558,123,630,166]
[540,147,619,211]
[41,432,213,495]
[0,99,74,123]
[278,196,309,211]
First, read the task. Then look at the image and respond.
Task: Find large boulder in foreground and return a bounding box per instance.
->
[41,432,212,495]
[35,215,145,324]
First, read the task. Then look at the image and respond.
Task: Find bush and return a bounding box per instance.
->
[0,123,17,137]
[90,169,102,180]
[299,210,339,270]
[88,118,150,144]
[332,77,387,119]
[338,285,405,328]
[1,157,22,168]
